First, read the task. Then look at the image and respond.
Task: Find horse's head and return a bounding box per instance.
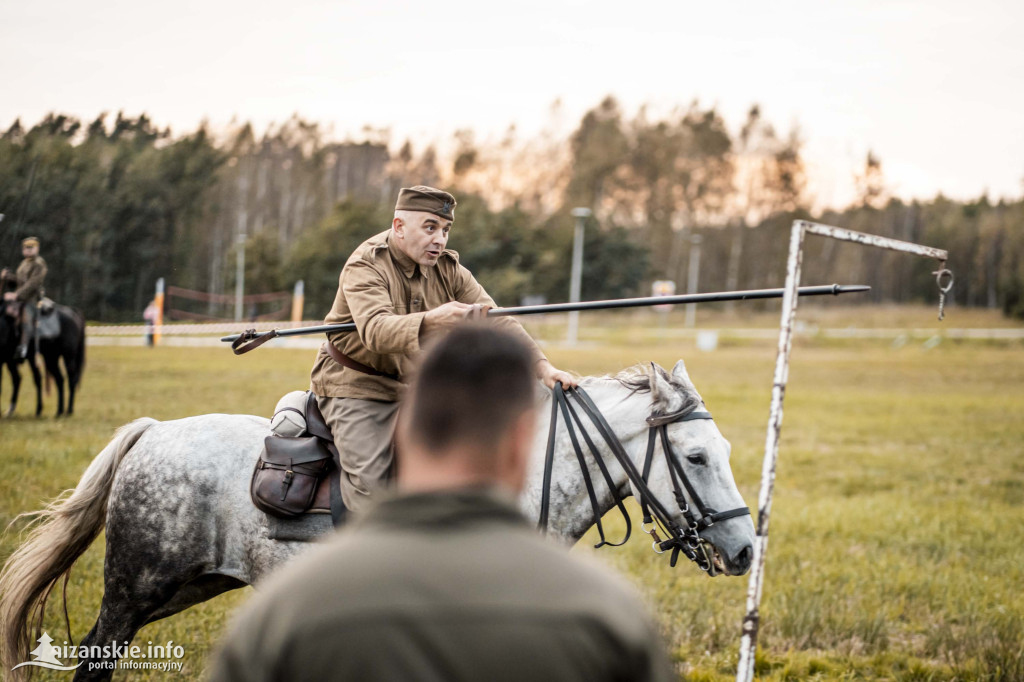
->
[637,360,755,576]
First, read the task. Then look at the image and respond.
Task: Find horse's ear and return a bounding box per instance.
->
[648,362,678,413]
[670,359,693,387]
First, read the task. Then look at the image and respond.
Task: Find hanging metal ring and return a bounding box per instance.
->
[933,268,954,293]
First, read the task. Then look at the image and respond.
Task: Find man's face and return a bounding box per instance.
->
[393,212,451,267]
[22,244,38,258]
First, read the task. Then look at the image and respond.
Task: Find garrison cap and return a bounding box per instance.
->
[22,236,39,248]
[395,186,457,221]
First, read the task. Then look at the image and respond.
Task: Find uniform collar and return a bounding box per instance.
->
[386,232,421,279]
[359,487,527,531]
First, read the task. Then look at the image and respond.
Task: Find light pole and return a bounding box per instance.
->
[685,233,703,328]
[568,207,591,346]
[235,167,248,322]
[235,232,246,322]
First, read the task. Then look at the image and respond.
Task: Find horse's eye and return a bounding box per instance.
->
[687,454,707,466]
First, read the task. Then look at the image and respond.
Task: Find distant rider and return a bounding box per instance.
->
[1,237,48,360]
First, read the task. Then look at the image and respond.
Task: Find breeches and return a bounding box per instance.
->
[20,303,37,343]
[316,396,399,514]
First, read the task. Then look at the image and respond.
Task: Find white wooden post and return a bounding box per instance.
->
[736,221,949,682]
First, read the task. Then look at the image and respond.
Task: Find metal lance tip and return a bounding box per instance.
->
[830,284,871,295]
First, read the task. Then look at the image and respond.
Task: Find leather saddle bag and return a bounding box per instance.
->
[251,426,334,518]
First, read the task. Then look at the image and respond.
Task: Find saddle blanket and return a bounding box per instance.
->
[263,512,334,542]
[38,298,60,339]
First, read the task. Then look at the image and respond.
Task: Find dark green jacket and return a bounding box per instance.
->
[210,489,675,682]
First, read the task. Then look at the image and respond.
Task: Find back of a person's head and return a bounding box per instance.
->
[404,324,536,455]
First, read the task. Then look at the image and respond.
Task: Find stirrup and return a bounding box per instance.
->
[15,345,27,360]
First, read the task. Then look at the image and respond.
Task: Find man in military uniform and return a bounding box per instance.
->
[1,237,47,360]
[309,185,576,514]
[212,325,674,682]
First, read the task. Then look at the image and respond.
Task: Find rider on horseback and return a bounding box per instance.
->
[1,237,47,361]
[309,186,577,514]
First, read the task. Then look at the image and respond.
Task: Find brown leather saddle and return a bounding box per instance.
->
[251,393,346,526]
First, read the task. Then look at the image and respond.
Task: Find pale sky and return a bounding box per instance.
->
[3,0,1022,209]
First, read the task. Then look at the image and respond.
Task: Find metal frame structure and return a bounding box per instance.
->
[736,221,950,682]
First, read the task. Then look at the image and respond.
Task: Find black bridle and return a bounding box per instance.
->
[538,384,750,572]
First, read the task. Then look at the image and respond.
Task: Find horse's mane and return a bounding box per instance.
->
[595,364,703,418]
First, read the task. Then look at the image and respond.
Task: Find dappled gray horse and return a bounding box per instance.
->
[0,360,754,681]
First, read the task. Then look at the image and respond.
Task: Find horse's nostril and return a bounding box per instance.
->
[734,545,753,571]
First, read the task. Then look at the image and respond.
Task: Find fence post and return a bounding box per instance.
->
[154,278,165,346]
[291,280,304,326]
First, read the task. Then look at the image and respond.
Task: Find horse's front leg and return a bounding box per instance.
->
[27,356,43,417]
[4,361,19,416]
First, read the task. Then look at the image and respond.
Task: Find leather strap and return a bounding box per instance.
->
[538,385,633,547]
[328,466,345,527]
[232,328,278,355]
[537,389,559,530]
[558,385,750,572]
[647,409,713,427]
[555,388,631,548]
[322,341,400,382]
[570,388,679,535]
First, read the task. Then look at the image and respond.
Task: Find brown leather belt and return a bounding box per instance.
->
[322,341,401,382]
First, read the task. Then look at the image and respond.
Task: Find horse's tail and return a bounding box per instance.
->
[0,417,157,678]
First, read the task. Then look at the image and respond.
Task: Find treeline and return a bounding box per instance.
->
[1,100,1021,322]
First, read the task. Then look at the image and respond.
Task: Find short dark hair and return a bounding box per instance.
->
[403,324,536,453]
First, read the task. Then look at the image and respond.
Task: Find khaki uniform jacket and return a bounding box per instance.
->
[310,230,545,401]
[15,256,46,303]
[210,489,676,682]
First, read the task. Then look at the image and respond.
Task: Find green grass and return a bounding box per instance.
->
[2,308,1022,681]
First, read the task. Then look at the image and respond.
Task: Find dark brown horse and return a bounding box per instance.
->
[0,301,85,417]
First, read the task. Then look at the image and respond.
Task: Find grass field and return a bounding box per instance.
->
[2,306,1023,681]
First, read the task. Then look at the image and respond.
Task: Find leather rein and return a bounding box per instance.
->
[538,384,750,573]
